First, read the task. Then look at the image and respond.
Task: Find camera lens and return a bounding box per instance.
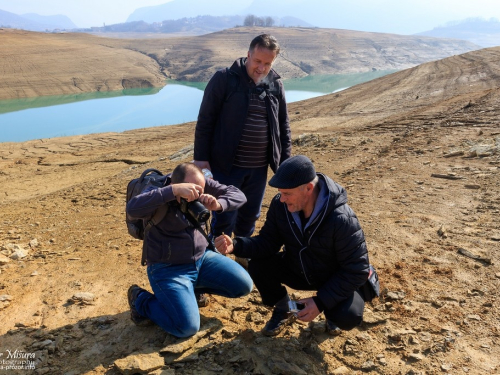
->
[187,200,210,223]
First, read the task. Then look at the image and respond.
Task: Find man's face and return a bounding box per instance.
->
[245,46,278,84]
[278,185,309,213]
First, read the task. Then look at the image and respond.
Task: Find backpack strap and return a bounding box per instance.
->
[142,174,170,233]
[144,204,169,232]
[140,176,170,266]
[141,204,169,266]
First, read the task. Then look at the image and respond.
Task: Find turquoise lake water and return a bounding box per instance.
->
[0,71,395,143]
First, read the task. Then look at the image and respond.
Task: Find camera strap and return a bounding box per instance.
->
[183,213,218,253]
[172,199,219,253]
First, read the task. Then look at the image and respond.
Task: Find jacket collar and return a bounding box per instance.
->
[290,173,348,232]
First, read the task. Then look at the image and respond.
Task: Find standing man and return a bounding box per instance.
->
[215,155,371,337]
[194,34,291,245]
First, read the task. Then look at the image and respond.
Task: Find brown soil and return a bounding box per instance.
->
[0,29,165,101]
[0,44,499,374]
[0,27,478,100]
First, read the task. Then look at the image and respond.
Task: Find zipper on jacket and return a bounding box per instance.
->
[285,190,330,285]
[284,204,303,246]
[298,247,313,285]
[284,204,314,284]
[306,198,329,247]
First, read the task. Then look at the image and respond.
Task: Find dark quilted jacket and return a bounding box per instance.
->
[233,174,370,310]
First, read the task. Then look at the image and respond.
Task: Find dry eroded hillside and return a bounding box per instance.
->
[0,27,478,100]
[0,47,499,374]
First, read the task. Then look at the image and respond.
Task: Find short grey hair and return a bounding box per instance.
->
[249,34,280,55]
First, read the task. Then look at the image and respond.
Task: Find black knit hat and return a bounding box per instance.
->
[269,155,316,189]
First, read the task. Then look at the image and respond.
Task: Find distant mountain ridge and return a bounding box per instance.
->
[125,0,312,27]
[417,18,500,48]
[91,15,313,35]
[126,0,251,23]
[125,0,457,35]
[93,16,245,34]
[0,6,311,36]
[0,9,76,31]
[21,13,77,29]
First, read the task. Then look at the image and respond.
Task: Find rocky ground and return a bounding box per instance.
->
[0,46,499,374]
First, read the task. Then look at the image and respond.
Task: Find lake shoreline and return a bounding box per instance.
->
[0,27,477,100]
[0,71,395,143]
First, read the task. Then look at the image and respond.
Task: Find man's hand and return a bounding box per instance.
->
[199,194,222,211]
[295,297,321,322]
[193,160,211,170]
[172,183,203,202]
[214,234,233,255]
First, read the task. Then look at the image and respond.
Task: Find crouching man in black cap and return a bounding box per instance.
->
[215,155,370,336]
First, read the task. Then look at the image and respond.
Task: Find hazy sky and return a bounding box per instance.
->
[0,0,170,27]
[1,0,499,33]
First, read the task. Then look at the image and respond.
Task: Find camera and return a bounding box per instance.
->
[179,198,210,223]
[288,300,305,315]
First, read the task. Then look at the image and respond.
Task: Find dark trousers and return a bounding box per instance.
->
[248,253,365,330]
[211,165,268,238]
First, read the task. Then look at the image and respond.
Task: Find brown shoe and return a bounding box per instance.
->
[326,320,342,336]
[127,285,153,326]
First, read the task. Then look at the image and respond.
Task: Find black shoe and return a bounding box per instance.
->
[127,284,153,326]
[196,292,210,308]
[326,320,342,336]
[262,308,296,337]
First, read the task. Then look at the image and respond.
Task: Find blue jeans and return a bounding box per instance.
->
[211,166,268,237]
[135,250,253,337]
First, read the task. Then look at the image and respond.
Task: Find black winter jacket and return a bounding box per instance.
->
[127,177,246,266]
[233,174,370,310]
[194,57,291,175]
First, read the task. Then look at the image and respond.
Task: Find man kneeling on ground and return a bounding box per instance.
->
[126,163,253,338]
[215,155,370,336]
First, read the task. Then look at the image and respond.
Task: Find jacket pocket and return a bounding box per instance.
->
[160,236,193,264]
[145,227,193,264]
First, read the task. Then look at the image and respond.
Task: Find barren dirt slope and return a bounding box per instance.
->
[0,48,499,375]
[0,29,165,100]
[0,26,478,100]
[112,26,479,82]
